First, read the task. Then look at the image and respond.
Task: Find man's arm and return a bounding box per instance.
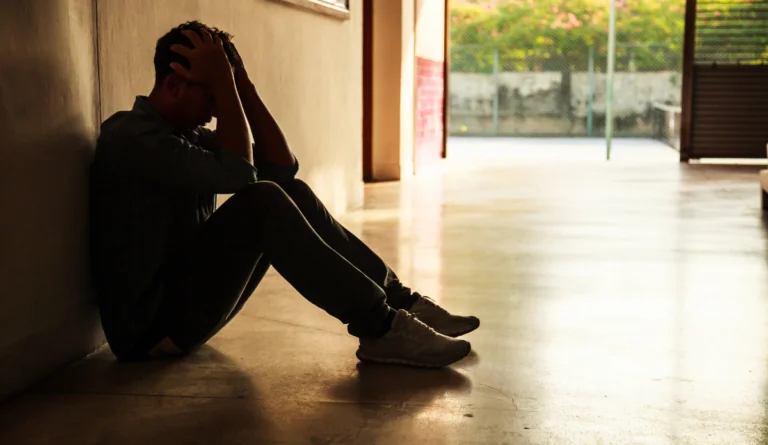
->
[212,77,253,165]
[234,67,297,168]
[117,131,257,194]
[171,30,252,164]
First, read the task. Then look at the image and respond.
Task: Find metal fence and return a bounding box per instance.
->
[449,42,683,137]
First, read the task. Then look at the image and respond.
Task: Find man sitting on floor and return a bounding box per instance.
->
[89,21,479,368]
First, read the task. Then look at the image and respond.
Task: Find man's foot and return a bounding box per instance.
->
[356,309,472,368]
[409,294,480,337]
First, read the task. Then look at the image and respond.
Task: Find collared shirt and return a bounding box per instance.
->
[90,96,297,357]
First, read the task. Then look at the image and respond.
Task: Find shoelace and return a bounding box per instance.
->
[412,292,451,316]
[400,310,440,340]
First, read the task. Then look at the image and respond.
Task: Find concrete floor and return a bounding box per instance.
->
[3,138,768,444]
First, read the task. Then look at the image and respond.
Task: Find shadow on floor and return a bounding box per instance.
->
[327,361,472,404]
[0,346,272,444]
[1,345,478,444]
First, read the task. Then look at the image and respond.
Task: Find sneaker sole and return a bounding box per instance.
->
[438,319,481,338]
[355,342,472,368]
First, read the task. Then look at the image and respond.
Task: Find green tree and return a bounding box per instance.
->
[450,0,686,73]
[694,0,768,65]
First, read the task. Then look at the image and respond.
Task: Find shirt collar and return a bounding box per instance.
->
[132,95,177,131]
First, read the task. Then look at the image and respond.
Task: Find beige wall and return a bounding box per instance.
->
[0,0,364,398]
[98,0,364,215]
[0,0,104,399]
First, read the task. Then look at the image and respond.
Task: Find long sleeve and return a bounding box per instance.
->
[198,127,299,183]
[107,128,258,194]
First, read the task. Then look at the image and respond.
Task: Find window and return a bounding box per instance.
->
[273,0,350,20]
[318,0,348,8]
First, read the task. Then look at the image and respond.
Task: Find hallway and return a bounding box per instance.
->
[3,140,768,444]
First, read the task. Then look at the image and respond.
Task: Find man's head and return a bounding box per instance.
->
[150,21,240,128]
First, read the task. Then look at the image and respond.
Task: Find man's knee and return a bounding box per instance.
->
[278,178,314,201]
[279,178,309,191]
[233,179,316,212]
[238,180,284,200]
[226,181,290,214]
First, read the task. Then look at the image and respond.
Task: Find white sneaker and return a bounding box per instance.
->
[409,294,480,337]
[356,309,472,368]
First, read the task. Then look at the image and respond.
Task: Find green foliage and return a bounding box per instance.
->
[694,0,768,64]
[450,0,686,73]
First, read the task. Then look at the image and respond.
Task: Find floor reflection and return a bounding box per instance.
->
[3,139,768,444]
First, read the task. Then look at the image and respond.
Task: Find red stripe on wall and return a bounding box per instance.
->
[415,56,445,170]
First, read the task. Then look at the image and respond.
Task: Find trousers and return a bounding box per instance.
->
[134,178,414,355]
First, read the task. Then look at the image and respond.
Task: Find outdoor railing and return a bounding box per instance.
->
[651,102,681,151]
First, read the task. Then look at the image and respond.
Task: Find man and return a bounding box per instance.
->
[90,21,479,368]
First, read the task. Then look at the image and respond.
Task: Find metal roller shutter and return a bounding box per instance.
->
[686,0,768,160]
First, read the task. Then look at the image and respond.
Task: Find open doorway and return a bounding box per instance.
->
[446,0,686,163]
[362,0,452,182]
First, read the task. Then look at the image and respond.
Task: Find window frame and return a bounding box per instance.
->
[271,0,350,20]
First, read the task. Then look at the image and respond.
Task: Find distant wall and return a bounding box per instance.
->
[414,0,445,169]
[449,71,682,136]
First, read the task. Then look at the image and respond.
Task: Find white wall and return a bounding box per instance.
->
[415,0,445,61]
[450,71,681,117]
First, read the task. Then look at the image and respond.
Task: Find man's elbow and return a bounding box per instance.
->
[211,170,258,194]
[260,160,299,183]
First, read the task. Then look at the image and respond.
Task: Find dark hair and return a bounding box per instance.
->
[153,21,239,85]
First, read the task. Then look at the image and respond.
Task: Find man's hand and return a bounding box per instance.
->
[170,29,233,89]
[223,40,261,95]
[226,40,246,72]
[222,40,296,169]
[171,29,251,164]
[227,42,253,90]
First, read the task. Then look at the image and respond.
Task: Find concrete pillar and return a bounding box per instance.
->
[368,0,416,181]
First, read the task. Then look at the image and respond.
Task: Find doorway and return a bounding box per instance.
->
[446,0,686,162]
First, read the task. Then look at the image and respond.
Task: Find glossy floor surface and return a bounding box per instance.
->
[3,138,768,444]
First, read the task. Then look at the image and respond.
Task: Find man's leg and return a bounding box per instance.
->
[278,179,416,310]
[277,178,480,338]
[159,181,394,353]
[147,180,471,367]
[219,258,271,325]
